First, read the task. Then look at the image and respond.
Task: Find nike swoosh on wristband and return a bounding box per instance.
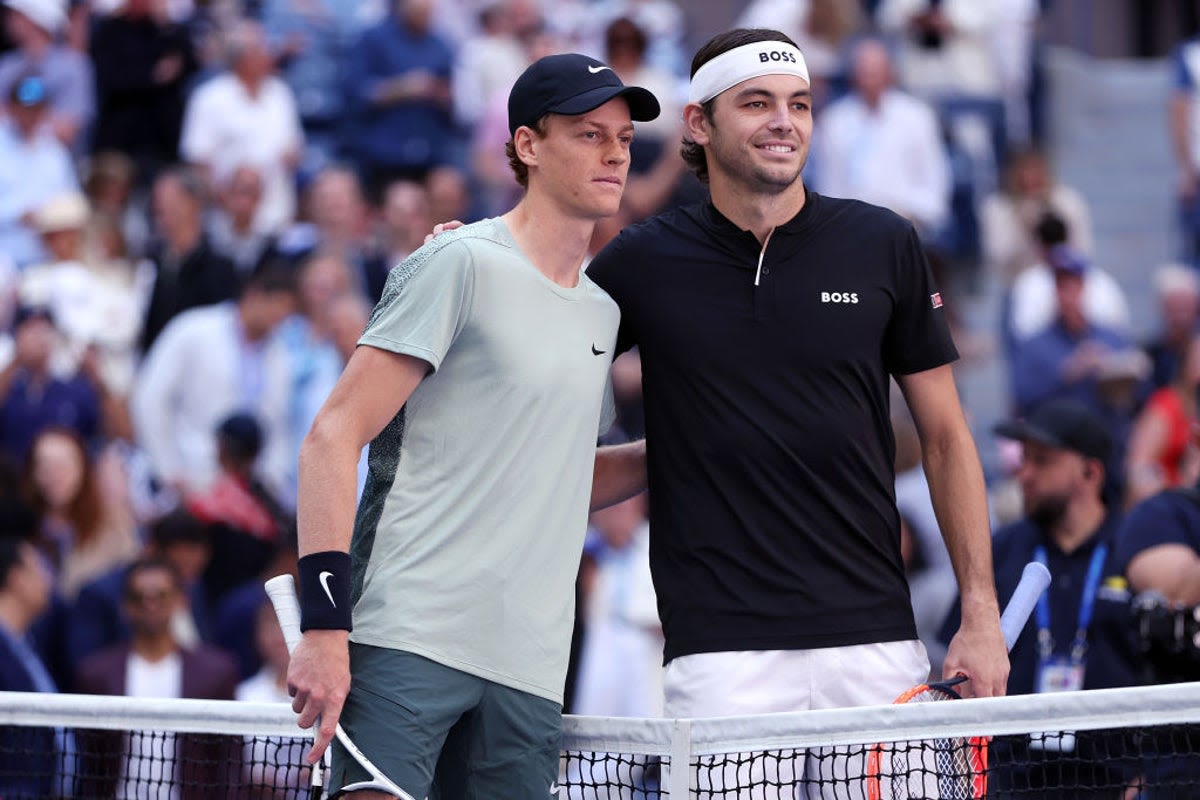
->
[587,65,612,74]
[318,571,337,607]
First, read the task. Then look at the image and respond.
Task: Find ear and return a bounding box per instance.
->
[682,102,712,148]
[513,126,540,172]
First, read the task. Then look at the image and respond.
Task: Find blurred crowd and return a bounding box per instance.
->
[3,0,1200,795]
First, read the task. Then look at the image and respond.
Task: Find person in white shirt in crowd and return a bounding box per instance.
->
[450,0,533,129]
[0,73,77,269]
[180,19,304,236]
[574,492,662,719]
[1007,213,1130,344]
[206,164,277,277]
[813,36,951,241]
[131,265,298,507]
[0,0,94,151]
[981,146,1094,287]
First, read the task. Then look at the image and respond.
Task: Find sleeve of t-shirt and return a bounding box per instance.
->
[1113,492,1196,569]
[358,239,475,372]
[586,234,637,355]
[882,225,959,375]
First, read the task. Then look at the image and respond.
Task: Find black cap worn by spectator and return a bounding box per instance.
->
[12,304,54,330]
[994,399,1113,463]
[216,412,264,464]
[507,52,660,135]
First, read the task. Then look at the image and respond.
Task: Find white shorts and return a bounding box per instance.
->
[662,641,932,799]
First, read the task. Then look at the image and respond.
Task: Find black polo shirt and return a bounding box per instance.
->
[587,192,957,662]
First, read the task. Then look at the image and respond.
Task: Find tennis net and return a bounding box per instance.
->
[1,682,1199,798]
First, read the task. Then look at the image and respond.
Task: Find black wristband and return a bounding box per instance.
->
[298,551,353,632]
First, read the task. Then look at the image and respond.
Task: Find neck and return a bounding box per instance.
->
[133,634,178,662]
[501,195,595,287]
[236,72,263,97]
[1048,496,1107,554]
[167,226,201,258]
[709,178,807,243]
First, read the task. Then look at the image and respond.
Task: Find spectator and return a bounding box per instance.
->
[981,147,1094,286]
[1143,262,1200,390]
[942,399,1142,797]
[0,526,65,800]
[206,164,278,277]
[813,35,951,241]
[186,412,292,603]
[1007,217,1130,345]
[82,150,150,258]
[25,425,138,600]
[1124,332,1200,508]
[74,557,239,800]
[261,0,364,174]
[279,164,381,283]
[0,305,101,464]
[1009,245,1132,417]
[371,179,431,272]
[235,596,308,797]
[344,0,455,198]
[180,19,304,235]
[139,166,238,352]
[0,73,77,268]
[1092,347,1153,504]
[0,0,94,151]
[451,0,528,129]
[131,265,298,503]
[88,0,198,181]
[65,505,214,670]
[573,492,662,718]
[424,162,471,229]
[1169,30,1200,268]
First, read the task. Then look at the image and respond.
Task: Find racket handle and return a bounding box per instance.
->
[1000,561,1052,651]
[265,574,303,653]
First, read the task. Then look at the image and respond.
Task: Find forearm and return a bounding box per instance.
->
[296,415,364,556]
[591,440,647,511]
[923,427,999,624]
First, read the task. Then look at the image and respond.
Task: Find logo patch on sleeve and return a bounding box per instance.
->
[930,292,943,309]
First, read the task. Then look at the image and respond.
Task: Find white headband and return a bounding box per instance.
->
[688,41,810,104]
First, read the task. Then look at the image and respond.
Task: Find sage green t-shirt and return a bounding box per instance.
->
[348,217,619,703]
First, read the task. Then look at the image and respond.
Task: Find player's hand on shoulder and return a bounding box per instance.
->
[288,628,351,764]
[943,617,1009,699]
[424,219,464,245]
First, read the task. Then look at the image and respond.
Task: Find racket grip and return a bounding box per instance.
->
[1000,561,1052,651]
[265,574,304,653]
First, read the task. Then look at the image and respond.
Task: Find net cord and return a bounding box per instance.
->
[6,682,1200,755]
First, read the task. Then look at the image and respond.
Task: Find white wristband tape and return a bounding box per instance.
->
[688,41,810,104]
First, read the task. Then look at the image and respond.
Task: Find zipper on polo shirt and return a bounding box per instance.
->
[753,226,776,286]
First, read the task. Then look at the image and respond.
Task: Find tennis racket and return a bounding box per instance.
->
[265,574,421,800]
[866,561,1052,800]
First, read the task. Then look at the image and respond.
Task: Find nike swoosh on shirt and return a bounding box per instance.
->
[319,571,337,607]
[587,65,612,74]
[591,344,607,356]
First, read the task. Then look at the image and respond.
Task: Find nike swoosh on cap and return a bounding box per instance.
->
[587,65,612,74]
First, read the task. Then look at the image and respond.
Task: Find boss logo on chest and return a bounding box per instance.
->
[820,291,859,304]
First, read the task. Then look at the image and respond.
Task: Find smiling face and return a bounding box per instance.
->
[520,97,635,221]
[687,72,812,197]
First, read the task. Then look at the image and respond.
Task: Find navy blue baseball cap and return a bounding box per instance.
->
[507,53,660,135]
[994,399,1112,462]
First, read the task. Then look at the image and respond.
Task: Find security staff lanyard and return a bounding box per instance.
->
[1033,542,1107,691]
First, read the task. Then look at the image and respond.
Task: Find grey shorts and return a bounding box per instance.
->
[330,643,561,799]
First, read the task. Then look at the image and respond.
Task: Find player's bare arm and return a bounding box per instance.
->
[897,364,1008,698]
[591,439,647,511]
[289,346,430,764]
